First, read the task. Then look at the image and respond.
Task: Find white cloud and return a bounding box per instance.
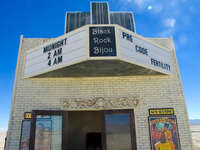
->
[157,29,174,37]
[147,5,152,10]
[190,114,200,120]
[158,18,177,38]
[164,18,176,28]
[134,0,146,8]
[152,3,163,13]
[123,0,132,2]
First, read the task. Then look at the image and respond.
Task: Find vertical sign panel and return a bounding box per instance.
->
[89,26,116,57]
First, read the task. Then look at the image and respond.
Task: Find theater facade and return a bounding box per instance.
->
[6,2,193,150]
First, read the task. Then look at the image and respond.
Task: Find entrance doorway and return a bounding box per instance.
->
[86,132,102,150]
[66,111,102,150]
[30,110,136,150]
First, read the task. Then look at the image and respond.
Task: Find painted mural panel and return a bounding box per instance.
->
[149,116,181,150]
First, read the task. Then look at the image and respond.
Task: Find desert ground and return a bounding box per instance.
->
[191,125,200,150]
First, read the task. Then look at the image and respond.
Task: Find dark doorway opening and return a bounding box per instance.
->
[86,132,102,150]
[66,111,102,150]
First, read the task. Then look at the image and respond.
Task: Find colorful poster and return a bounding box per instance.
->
[19,120,31,150]
[34,118,52,150]
[149,116,181,150]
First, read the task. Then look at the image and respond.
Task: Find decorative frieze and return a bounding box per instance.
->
[61,96,139,110]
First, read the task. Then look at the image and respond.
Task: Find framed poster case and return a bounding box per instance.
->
[34,118,52,150]
[19,120,31,150]
[148,115,181,150]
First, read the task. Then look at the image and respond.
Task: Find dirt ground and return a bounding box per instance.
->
[191,125,200,150]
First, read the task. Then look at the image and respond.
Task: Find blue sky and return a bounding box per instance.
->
[0,0,200,130]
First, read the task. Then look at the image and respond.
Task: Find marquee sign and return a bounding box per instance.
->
[89,26,116,57]
[24,25,173,78]
[24,28,87,78]
[118,28,173,75]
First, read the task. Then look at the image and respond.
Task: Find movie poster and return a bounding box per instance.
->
[34,118,52,150]
[149,116,181,150]
[19,120,31,150]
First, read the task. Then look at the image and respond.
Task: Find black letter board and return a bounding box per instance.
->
[89,26,116,57]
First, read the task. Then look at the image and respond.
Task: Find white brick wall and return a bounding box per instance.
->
[6,36,193,150]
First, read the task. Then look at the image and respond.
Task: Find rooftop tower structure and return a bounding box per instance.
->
[65,2,135,33]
